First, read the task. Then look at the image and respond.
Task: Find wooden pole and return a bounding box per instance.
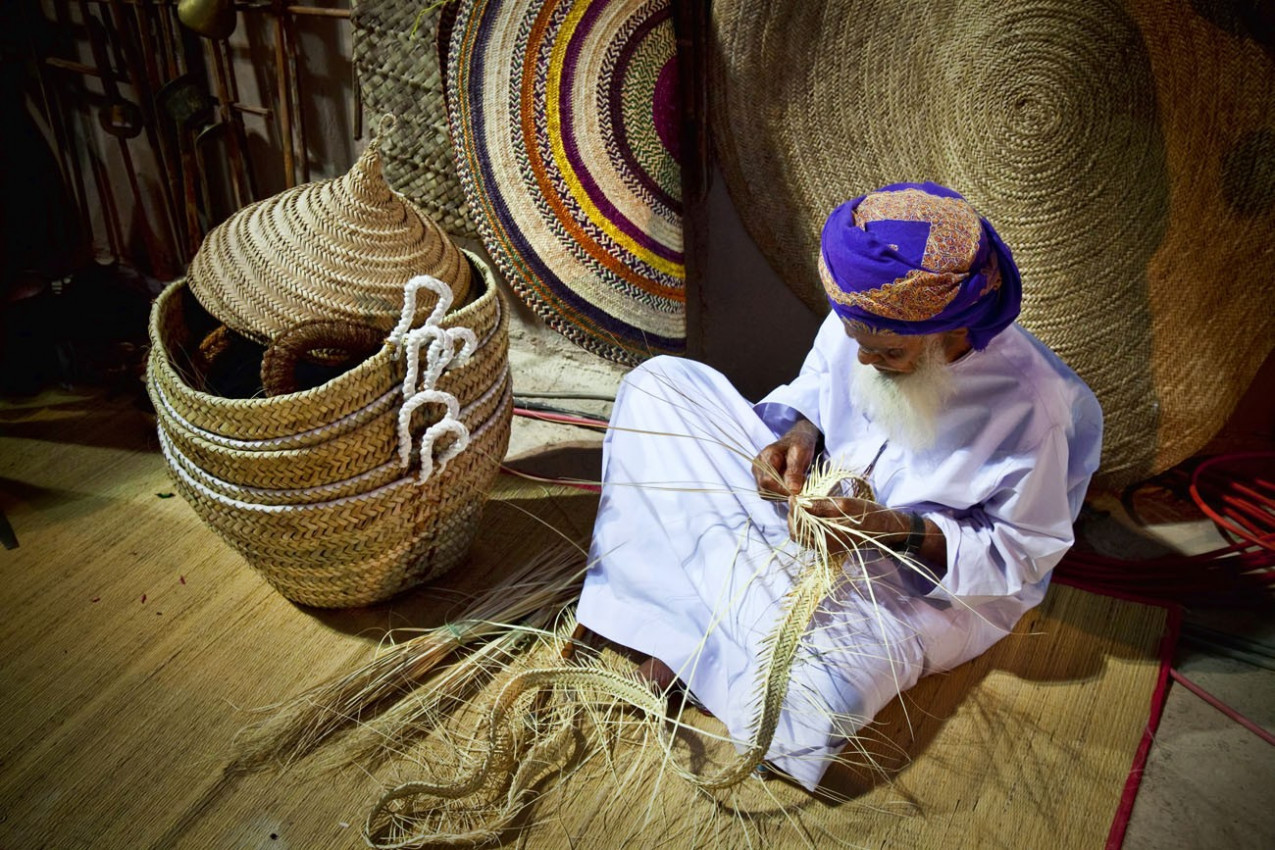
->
[205,37,248,208]
[283,6,309,182]
[285,6,351,18]
[104,0,185,270]
[80,1,175,277]
[272,1,295,189]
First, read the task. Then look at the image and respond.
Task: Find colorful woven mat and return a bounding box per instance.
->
[710,0,1275,488]
[448,0,686,365]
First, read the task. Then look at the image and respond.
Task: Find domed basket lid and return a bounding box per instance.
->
[188,115,472,345]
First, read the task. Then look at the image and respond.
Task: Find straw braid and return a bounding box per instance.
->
[366,665,672,849]
[696,558,838,790]
[359,468,881,838]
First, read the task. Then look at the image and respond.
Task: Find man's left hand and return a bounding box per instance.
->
[788,496,911,556]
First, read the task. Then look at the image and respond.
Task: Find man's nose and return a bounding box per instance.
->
[858,349,880,366]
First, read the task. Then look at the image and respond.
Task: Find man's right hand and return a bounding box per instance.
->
[753,418,821,499]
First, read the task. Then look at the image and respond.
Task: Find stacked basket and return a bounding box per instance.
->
[146,126,511,607]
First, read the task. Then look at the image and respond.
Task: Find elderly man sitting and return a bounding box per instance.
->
[576,182,1102,790]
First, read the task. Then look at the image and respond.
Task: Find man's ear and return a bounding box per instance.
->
[943,328,972,359]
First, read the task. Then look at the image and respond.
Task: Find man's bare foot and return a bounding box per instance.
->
[635,656,677,692]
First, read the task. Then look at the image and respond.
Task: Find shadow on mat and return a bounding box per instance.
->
[303,490,600,639]
[818,585,1166,805]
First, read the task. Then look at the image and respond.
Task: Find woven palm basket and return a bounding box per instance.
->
[710,0,1275,488]
[147,252,512,608]
[148,272,507,492]
[351,0,478,239]
[187,118,472,346]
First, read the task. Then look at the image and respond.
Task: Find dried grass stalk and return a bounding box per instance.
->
[232,543,587,772]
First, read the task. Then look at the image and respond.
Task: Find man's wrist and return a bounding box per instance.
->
[790,418,824,456]
[898,511,926,556]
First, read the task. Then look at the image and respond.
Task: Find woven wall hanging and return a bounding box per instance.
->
[448,0,686,365]
[710,0,1275,488]
[351,0,479,239]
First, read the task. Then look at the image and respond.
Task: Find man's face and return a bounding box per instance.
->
[841,322,967,376]
[844,322,957,450]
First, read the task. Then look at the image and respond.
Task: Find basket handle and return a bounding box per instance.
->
[260,319,387,397]
[389,275,479,482]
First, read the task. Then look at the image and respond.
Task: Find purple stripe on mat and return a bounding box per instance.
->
[609,4,681,213]
[555,0,682,262]
[457,0,683,359]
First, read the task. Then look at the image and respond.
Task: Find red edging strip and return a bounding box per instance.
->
[1068,583,1181,850]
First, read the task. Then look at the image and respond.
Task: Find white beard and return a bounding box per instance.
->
[849,338,954,451]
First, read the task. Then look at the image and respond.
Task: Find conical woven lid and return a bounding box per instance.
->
[188,119,471,344]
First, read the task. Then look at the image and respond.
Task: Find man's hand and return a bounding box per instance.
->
[753,418,822,499]
[790,496,920,557]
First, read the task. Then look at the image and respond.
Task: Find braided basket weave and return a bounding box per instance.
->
[352,0,478,239]
[147,251,512,608]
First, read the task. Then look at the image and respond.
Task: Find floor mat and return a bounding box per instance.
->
[0,401,1173,848]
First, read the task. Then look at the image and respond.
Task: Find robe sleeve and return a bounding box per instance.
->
[919,425,1079,603]
[752,315,841,436]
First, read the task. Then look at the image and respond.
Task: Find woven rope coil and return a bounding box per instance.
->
[147,251,511,608]
[352,0,479,238]
[188,121,472,346]
[710,0,1275,487]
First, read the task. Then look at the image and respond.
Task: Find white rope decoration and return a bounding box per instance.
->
[388,275,478,482]
[148,293,501,453]
[156,377,511,512]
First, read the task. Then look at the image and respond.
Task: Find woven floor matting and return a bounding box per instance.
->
[508,582,1168,850]
[0,394,1168,849]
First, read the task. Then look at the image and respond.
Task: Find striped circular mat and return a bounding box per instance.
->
[448,0,686,365]
[710,0,1275,487]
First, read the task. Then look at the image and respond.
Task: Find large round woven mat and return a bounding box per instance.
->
[351,0,478,238]
[711,0,1275,487]
[448,0,686,365]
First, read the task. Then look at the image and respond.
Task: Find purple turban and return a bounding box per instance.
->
[819,182,1021,350]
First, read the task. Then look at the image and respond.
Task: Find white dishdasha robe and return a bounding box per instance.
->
[577,314,1102,790]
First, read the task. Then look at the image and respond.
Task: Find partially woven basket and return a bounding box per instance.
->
[187,117,472,346]
[148,251,512,608]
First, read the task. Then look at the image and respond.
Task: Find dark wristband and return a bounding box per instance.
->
[901,511,926,556]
